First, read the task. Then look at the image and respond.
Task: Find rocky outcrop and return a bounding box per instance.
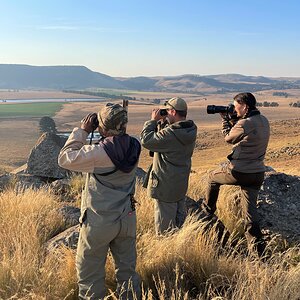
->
[50,179,73,201]
[188,170,300,245]
[10,163,27,175]
[0,174,12,192]
[26,132,68,179]
[257,172,300,243]
[46,225,80,252]
[59,206,80,226]
[46,205,81,252]
[14,174,47,193]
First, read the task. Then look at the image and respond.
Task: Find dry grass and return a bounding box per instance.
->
[0,188,65,299]
[0,181,299,299]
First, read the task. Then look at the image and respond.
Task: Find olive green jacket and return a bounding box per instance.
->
[141,120,197,203]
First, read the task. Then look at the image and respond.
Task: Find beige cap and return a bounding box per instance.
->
[97,103,128,136]
[164,97,187,111]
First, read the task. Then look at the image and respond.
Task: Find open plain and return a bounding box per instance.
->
[1,90,300,175]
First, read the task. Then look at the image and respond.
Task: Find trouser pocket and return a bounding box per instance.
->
[120,212,137,238]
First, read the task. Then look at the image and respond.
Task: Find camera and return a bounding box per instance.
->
[160,109,168,116]
[91,113,99,131]
[207,104,235,115]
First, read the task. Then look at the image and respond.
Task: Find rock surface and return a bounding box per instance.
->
[59,205,81,226]
[257,172,300,243]
[26,132,68,179]
[188,170,300,244]
[14,174,47,193]
[50,179,72,198]
[0,174,12,192]
[46,224,80,252]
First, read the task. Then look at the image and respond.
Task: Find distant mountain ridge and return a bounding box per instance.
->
[1,64,300,93]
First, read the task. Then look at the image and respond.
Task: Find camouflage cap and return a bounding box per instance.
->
[164,97,187,111]
[97,103,128,136]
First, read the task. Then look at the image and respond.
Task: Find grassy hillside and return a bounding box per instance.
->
[0,182,299,299]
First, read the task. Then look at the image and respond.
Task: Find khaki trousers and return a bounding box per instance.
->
[154,198,186,235]
[76,209,140,300]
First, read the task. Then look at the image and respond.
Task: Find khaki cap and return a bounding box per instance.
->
[97,103,128,136]
[164,97,187,111]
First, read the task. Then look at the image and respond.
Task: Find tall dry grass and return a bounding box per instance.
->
[0,188,65,299]
[0,179,299,299]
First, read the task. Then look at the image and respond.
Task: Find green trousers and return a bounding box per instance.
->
[154,198,186,235]
[76,209,140,299]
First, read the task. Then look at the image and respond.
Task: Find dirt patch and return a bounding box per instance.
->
[0,119,40,172]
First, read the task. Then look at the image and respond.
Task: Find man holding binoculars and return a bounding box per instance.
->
[58,103,141,300]
[141,97,197,235]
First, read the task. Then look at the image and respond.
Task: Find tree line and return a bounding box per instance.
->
[289,101,300,108]
[256,101,279,107]
[62,90,134,101]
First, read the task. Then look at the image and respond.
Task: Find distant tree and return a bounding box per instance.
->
[294,101,300,108]
[263,101,270,107]
[273,92,289,97]
[152,98,161,104]
[270,102,279,107]
[39,116,57,134]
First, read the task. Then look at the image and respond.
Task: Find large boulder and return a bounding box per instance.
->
[26,132,68,179]
[50,179,73,200]
[59,205,80,226]
[46,224,80,252]
[14,174,46,193]
[257,172,300,243]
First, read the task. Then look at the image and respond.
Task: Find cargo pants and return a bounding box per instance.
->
[76,209,140,300]
[204,164,265,255]
[154,198,186,235]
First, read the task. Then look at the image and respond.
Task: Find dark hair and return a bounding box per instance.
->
[234,92,256,110]
[175,110,187,118]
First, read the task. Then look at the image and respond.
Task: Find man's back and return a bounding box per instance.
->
[141,119,197,202]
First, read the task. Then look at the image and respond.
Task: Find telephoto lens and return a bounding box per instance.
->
[160,109,168,116]
[206,104,235,114]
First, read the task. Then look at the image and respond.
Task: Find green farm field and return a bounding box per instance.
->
[0,103,63,118]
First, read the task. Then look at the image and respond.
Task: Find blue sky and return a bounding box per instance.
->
[1,0,300,77]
